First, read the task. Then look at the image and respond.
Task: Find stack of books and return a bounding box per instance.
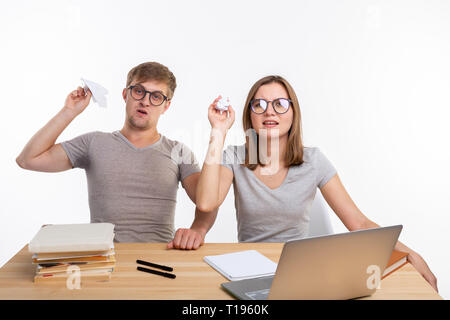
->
[28,223,115,284]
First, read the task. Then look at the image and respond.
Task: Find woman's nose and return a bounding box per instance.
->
[264,102,277,115]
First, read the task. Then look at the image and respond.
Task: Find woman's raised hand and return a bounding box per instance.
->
[207,96,235,133]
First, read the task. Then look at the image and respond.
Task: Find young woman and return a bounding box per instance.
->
[196,75,438,292]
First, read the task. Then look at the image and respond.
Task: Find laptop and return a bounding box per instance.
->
[221,225,402,300]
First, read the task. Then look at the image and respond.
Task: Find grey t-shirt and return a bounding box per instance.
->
[222,145,337,243]
[61,131,200,243]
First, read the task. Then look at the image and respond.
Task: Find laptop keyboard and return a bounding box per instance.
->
[245,288,270,300]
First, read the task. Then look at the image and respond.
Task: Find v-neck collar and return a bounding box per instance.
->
[249,166,291,191]
[114,130,162,151]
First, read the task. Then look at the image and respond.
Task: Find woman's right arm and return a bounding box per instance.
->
[196,96,236,212]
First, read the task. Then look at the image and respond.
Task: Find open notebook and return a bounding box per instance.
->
[28,223,115,253]
[204,250,277,281]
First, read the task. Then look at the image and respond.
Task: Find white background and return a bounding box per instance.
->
[1,0,449,298]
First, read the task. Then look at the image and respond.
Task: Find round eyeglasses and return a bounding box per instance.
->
[250,98,292,114]
[128,84,169,106]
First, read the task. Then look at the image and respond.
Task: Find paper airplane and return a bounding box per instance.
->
[81,77,108,108]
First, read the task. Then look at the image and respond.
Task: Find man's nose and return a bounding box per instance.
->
[140,94,151,107]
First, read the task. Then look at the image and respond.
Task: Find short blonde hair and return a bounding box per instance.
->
[126,62,177,99]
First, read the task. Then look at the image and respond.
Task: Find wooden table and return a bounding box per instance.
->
[0,243,442,300]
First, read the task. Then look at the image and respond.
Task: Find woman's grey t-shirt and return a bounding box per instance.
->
[61,131,200,243]
[222,145,337,243]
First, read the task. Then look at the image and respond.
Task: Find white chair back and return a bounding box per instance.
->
[308,191,334,237]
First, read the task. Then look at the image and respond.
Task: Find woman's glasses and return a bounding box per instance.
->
[250,98,292,114]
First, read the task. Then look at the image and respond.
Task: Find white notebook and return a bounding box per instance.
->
[28,223,115,253]
[204,250,277,281]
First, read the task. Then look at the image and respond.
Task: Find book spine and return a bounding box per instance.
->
[381,261,409,279]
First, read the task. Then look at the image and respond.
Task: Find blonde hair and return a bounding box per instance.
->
[126,62,177,99]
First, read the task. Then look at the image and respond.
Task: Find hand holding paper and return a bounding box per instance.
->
[215,96,230,112]
[64,86,92,115]
[81,78,109,108]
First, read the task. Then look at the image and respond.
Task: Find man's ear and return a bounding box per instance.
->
[161,100,171,114]
[122,88,127,102]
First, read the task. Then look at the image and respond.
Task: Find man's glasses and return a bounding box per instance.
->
[250,98,292,114]
[128,84,168,106]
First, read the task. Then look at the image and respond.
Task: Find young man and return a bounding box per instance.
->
[16,62,216,250]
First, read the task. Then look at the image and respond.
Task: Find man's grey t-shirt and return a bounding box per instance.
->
[61,131,200,243]
[222,145,337,243]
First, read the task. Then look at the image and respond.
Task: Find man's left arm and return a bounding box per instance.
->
[167,172,219,250]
